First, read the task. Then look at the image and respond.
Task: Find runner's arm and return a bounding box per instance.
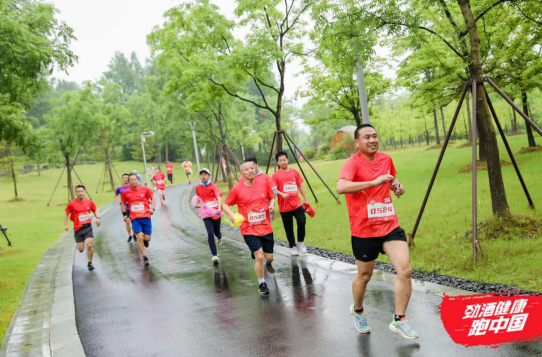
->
[297,184,307,204]
[337,175,394,194]
[121,199,127,213]
[114,190,121,204]
[268,197,275,214]
[64,212,69,231]
[92,208,101,227]
[222,204,235,222]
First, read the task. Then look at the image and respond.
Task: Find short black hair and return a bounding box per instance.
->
[354,124,376,140]
[128,173,138,178]
[244,156,258,164]
[75,185,86,190]
[275,150,288,161]
[122,173,129,178]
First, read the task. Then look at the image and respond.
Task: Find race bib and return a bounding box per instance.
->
[78,213,91,222]
[131,203,145,213]
[283,184,298,193]
[206,200,219,209]
[248,210,266,225]
[156,180,164,185]
[367,196,396,223]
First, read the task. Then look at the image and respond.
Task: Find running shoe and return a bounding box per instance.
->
[217,238,223,246]
[389,317,419,339]
[127,235,132,243]
[212,256,219,264]
[144,239,149,248]
[143,256,150,266]
[133,235,137,242]
[163,195,166,201]
[87,262,95,271]
[297,242,308,254]
[259,282,270,295]
[350,305,370,333]
[161,201,164,206]
[291,246,300,256]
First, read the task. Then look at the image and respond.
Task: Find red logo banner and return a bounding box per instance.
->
[440,294,542,347]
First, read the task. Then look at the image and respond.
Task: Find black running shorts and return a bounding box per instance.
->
[74,224,93,243]
[351,227,407,262]
[243,233,274,255]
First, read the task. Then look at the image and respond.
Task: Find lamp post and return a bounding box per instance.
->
[140,131,154,186]
[356,61,371,124]
[186,121,201,172]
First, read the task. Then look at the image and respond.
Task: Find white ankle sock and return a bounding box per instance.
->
[258,278,265,284]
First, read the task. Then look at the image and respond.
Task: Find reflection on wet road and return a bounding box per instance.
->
[73,184,542,357]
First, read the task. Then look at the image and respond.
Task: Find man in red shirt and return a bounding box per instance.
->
[166,161,174,185]
[223,161,275,295]
[195,168,223,264]
[64,185,101,271]
[272,150,309,257]
[121,173,156,266]
[337,124,418,339]
[152,167,167,206]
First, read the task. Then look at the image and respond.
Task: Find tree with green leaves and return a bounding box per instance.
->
[44,87,97,200]
[1,0,76,152]
[148,0,315,151]
[102,52,146,100]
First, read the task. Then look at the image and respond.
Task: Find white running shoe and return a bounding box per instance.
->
[212,256,219,264]
[291,246,300,256]
[297,242,307,254]
[217,238,223,246]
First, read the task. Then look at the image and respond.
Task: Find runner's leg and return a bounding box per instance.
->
[85,238,94,262]
[253,248,265,279]
[281,210,296,247]
[212,218,222,239]
[293,206,306,243]
[382,240,412,315]
[203,218,218,256]
[136,232,146,256]
[353,260,375,310]
[77,242,85,253]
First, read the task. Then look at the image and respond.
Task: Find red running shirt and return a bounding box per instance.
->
[152,173,166,190]
[65,198,97,231]
[224,178,274,236]
[338,152,399,238]
[196,183,223,220]
[121,185,154,220]
[166,164,173,174]
[272,169,303,213]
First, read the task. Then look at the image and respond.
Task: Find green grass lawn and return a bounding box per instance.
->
[0,161,189,343]
[218,134,542,292]
[1,135,541,344]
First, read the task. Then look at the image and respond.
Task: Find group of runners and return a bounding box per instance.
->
[63,124,418,339]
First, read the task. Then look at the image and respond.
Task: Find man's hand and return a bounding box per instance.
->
[281,192,290,200]
[123,216,129,222]
[64,225,69,232]
[394,184,405,197]
[372,174,394,187]
[269,204,275,214]
[229,214,235,223]
[149,208,155,215]
[96,218,101,227]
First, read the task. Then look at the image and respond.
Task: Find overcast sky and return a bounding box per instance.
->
[52,0,395,105]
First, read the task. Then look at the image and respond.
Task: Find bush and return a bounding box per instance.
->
[330,136,355,160]
[316,143,330,158]
[304,149,315,159]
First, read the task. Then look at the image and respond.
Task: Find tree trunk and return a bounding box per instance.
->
[521,88,536,147]
[424,121,430,145]
[352,109,362,127]
[218,104,234,190]
[165,143,169,162]
[65,153,74,200]
[433,109,441,144]
[458,0,509,216]
[7,145,18,198]
[463,113,469,141]
[440,106,447,139]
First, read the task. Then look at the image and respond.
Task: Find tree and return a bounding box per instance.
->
[44,87,97,200]
[102,52,146,99]
[1,0,76,152]
[148,0,315,151]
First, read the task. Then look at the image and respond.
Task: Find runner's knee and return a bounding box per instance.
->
[77,246,84,253]
[254,250,264,261]
[356,271,373,285]
[396,265,412,280]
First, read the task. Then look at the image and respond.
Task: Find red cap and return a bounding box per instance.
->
[304,203,315,217]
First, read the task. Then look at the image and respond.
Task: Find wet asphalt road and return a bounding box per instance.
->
[73,184,542,357]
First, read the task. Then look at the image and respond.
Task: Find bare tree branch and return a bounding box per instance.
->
[208,77,274,112]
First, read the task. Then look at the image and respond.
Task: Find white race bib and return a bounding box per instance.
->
[78,213,91,222]
[367,197,396,222]
[131,203,145,212]
[248,211,266,225]
[283,184,298,193]
[156,180,164,185]
[206,200,219,209]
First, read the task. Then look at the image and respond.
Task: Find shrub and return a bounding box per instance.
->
[304,149,315,159]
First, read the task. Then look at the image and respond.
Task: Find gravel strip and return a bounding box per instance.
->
[189,187,540,296]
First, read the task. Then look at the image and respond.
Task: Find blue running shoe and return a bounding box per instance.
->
[350,305,370,333]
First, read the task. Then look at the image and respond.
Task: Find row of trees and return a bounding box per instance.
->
[2,0,542,218]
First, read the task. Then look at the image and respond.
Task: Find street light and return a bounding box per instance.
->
[356,61,371,124]
[141,131,154,186]
[186,121,201,172]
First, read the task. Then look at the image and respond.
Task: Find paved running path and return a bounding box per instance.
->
[73,184,541,357]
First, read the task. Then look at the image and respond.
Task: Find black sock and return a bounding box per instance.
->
[354,306,364,314]
[394,314,405,321]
